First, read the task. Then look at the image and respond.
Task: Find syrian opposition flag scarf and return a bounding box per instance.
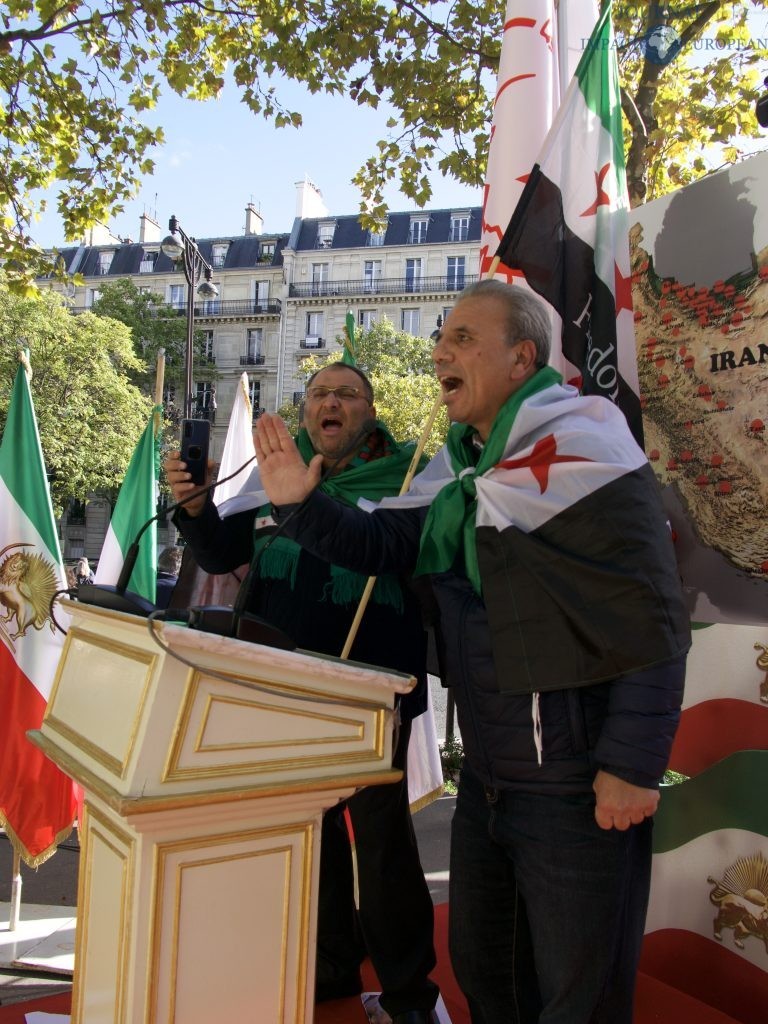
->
[413,368,690,692]
[493,1,643,446]
[416,366,647,591]
[237,422,426,611]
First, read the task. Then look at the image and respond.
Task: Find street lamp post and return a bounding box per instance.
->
[160,216,219,419]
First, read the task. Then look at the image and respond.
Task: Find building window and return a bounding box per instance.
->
[447,256,466,291]
[311,263,329,296]
[367,221,387,246]
[405,258,423,293]
[293,390,305,406]
[316,221,336,248]
[163,383,177,409]
[401,309,421,335]
[259,242,275,263]
[304,312,324,347]
[306,311,324,335]
[248,380,261,415]
[211,243,229,269]
[194,382,208,416]
[87,288,102,307]
[98,250,114,275]
[202,330,215,363]
[68,499,87,526]
[254,280,270,309]
[409,218,428,244]
[169,284,185,310]
[450,213,470,242]
[202,286,220,315]
[245,328,263,364]
[364,260,381,292]
[358,309,377,331]
[139,250,157,273]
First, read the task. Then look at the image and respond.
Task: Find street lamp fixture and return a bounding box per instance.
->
[160,215,219,418]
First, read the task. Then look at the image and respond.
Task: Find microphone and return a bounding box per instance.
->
[74,454,257,616]
[188,418,378,645]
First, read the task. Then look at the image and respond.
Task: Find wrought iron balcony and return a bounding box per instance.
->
[288,274,476,299]
[69,299,281,319]
[240,354,266,365]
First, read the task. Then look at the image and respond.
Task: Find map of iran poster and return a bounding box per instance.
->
[630,151,767,626]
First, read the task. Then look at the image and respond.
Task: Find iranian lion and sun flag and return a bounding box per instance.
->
[0,356,78,866]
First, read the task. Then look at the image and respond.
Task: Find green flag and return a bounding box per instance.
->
[341,310,357,365]
[94,408,161,602]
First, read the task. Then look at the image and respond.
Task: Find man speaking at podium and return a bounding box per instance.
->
[164,362,439,1024]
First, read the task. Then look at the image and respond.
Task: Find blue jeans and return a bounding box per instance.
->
[449,766,652,1024]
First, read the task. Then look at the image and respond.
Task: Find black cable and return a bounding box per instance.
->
[144,610,397,711]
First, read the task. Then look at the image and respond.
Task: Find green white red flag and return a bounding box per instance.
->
[493,1,643,445]
[0,357,78,865]
[644,750,768,1018]
[667,623,768,776]
[94,408,161,603]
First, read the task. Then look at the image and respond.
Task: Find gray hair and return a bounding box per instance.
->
[456,279,551,368]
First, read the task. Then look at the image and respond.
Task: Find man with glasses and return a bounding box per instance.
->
[164,362,439,1024]
[251,281,691,1024]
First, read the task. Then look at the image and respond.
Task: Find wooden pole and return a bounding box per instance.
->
[484,254,501,280]
[154,348,166,436]
[340,391,443,660]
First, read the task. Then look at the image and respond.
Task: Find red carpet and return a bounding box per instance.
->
[0,905,751,1023]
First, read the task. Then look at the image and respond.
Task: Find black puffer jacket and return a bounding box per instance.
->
[174,499,429,722]
[272,492,687,794]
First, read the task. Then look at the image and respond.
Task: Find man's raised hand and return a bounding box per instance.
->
[254,413,322,505]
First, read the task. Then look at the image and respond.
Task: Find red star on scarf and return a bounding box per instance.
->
[581,163,612,217]
[496,434,593,493]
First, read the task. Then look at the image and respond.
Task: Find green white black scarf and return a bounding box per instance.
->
[256,421,425,610]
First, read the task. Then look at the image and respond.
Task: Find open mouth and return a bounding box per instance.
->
[321,416,344,430]
[440,377,462,396]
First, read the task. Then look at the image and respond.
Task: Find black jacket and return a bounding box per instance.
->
[270,491,688,795]
[174,499,428,721]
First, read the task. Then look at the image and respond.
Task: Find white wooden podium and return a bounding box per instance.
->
[30,602,415,1023]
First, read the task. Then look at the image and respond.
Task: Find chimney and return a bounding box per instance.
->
[295,177,329,219]
[245,202,264,236]
[139,213,161,244]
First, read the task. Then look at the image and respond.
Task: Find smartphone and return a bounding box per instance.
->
[180,418,210,486]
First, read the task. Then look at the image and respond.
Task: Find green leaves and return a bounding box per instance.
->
[1,0,767,290]
[0,281,152,513]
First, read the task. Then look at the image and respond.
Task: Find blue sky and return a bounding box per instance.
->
[32,77,483,249]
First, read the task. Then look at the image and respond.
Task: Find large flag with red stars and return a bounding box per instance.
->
[0,357,78,866]
[493,1,643,445]
[480,0,560,282]
[480,0,598,282]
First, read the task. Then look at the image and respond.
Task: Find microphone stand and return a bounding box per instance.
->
[74,455,257,617]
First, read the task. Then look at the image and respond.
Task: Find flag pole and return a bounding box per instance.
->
[484,255,502,280]
[340,390,443,660]
[154,349,166,436]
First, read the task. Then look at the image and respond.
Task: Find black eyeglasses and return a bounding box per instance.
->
[306,385,368,401]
